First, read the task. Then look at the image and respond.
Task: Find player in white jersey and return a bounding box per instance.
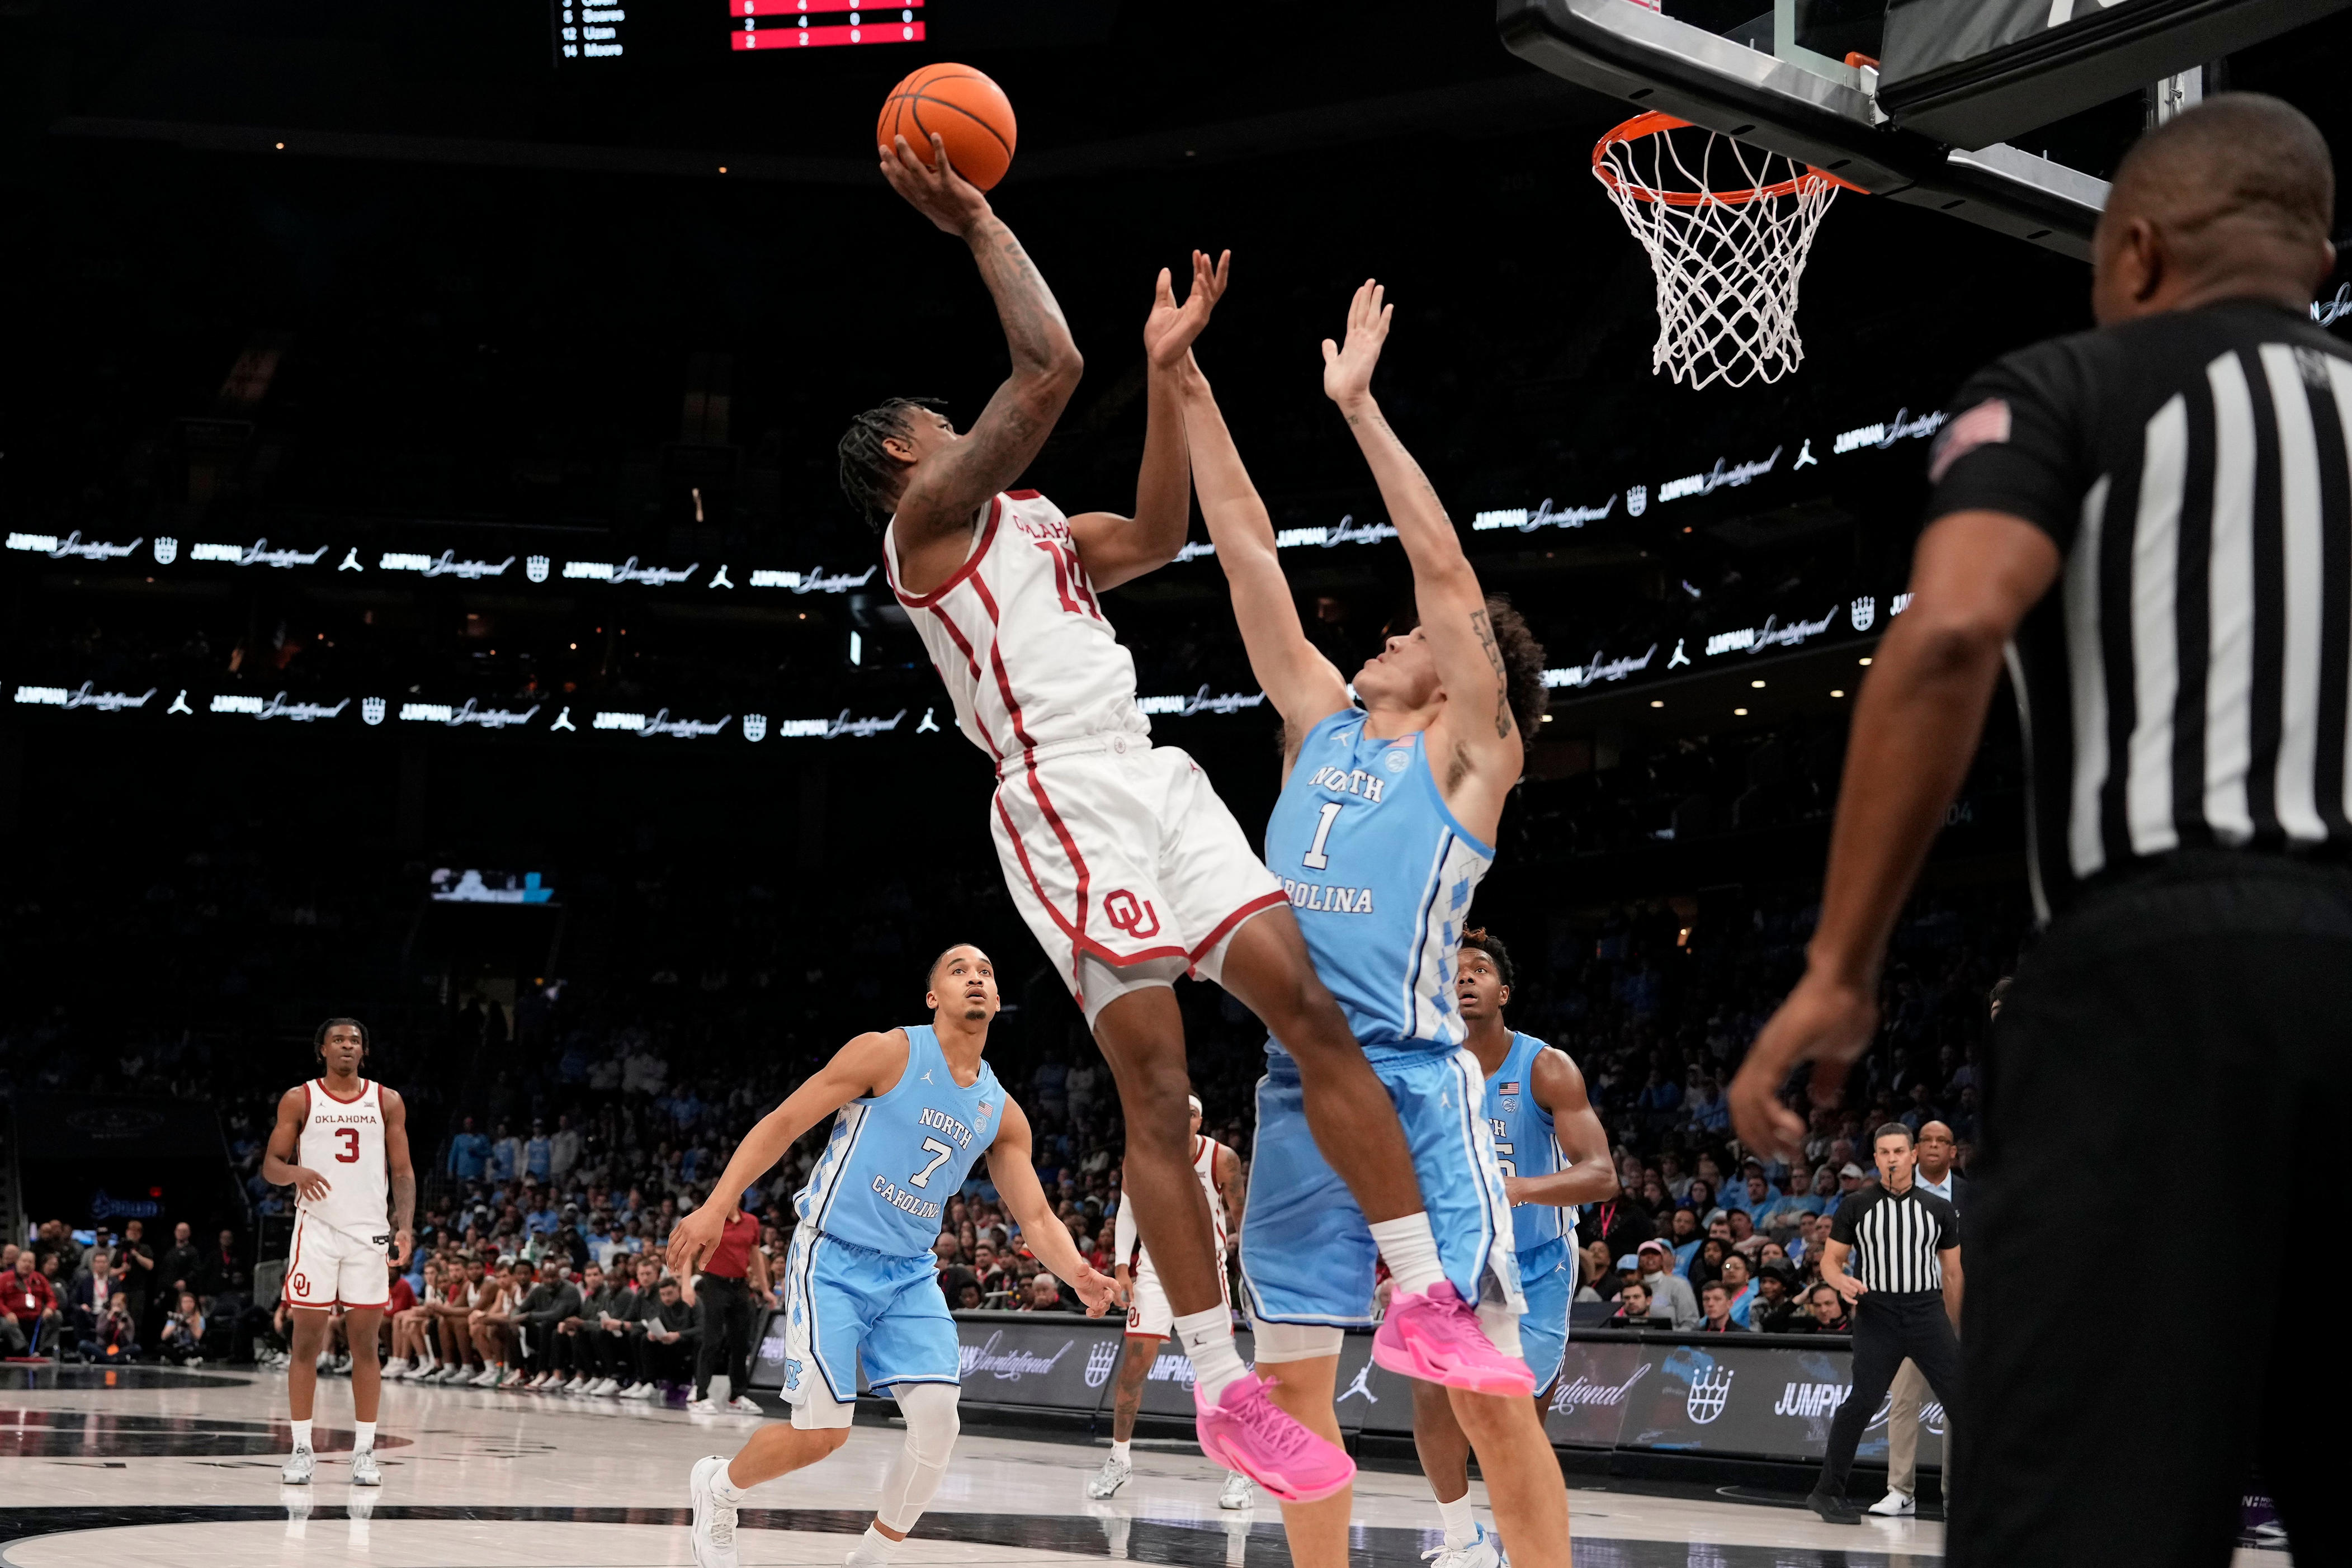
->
[1085,1094,1252,1510]
[846,131,1524,1501]
[262,1017,415,1487]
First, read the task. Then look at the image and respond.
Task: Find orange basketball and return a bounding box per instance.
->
[876,64,1017,191]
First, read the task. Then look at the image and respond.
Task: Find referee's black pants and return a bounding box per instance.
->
[1816,1290,1960,1499]
[692,1274,756,1401]
[1950,852,2348,1568]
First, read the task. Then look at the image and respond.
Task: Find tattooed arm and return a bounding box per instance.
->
[880,132,1083,547]
[1321,280,1523,824]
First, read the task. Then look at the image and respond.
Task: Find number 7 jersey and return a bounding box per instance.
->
[794,1024,1007,1258]
[1265,709,1495,1052]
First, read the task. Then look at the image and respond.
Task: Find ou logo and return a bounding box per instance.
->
[1104,889,1160,939]
[289,1273,310,1298]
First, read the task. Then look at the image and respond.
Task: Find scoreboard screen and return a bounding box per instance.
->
[733,0,925,51]
[552,0,927,62]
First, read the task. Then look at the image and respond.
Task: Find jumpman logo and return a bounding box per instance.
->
[338,547,365,572]
[1793,437,1818,469]
[1668,639,1691,669]
[1336,1360,1379,1405]
[167,689,193,716]
[550,706,577,733]
[920,1070,934,1084]
[710,564,735,589]
[917,707,941,734]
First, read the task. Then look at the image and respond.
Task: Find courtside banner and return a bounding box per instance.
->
[1547,1336,1945,1467]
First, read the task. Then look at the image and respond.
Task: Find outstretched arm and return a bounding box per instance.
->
[664,1029,911,1276]
[1178,360,1352,751]
[1067,251,1229,591]
[1726,508,2058,1159]
[987,1100,1115,1315]
[880,133,1083,544]
[1323,282,1518,774]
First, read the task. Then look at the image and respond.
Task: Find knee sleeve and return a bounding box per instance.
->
[788,1367,855,1430]
[1475,1301,1522,1361]
[1248,1318,1344,1363]
[876,1382,961,1531]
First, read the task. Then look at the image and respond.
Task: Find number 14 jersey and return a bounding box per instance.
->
[1264,709,1495,1054]
[795,1024,1007,1258]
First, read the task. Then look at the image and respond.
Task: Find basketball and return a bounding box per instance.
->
[876,64,1017,191]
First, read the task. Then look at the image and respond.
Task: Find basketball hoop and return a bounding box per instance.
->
[1591,112,1860,390]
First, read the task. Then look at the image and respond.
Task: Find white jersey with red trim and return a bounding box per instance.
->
[295,1078,390,1238]
[1116,1134,1230,1279]
[884,490,1150,764]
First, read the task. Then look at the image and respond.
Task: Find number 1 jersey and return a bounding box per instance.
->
[794,1024,1005,1258]
[1264,709,1496,1053]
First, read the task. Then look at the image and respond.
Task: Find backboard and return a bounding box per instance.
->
[1499,0,2350,259]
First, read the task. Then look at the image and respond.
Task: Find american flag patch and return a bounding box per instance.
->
[1499,1081,1520,1094]
[1928,396,2010,483]
[977,1101,993,1120]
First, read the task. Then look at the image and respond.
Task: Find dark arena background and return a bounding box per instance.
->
[1,2,2341,1565]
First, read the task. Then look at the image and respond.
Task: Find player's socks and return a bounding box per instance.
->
[1367,1213,1446,1296]
[845,1524,898,1566]
[1109,1439,1131,1463]
[291,1418,313,1452]
[353,1421,376,1455]
[1174,1308,1247,1401]
[1436,1493,1476,1549]
[713,1464,750,1504]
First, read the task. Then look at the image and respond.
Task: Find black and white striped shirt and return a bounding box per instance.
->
[1828,1182,1959,1295]
[1928,301,2352,922]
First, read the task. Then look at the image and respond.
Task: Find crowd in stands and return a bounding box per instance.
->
[6,725,2023,1376]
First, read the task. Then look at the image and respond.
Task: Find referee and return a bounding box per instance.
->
[1729,94,2341,1566]
[1806,1125,1961,1524]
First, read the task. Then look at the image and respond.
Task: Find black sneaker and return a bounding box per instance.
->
[1807,1490,1862,1525]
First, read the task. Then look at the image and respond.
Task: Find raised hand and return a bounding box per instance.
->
[878,133,993,238]
[1320,278,1393,408]
[1142,249,1231,371]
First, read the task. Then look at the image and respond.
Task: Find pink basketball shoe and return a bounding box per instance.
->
[1193,1372,1355,1503]
[1372,1281,1536,1395]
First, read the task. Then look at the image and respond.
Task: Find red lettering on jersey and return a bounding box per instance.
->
[1032,540,1102,620]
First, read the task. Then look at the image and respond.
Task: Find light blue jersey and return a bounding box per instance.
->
[795,1024,1004,1258]
[1486,1030,1571,1267]
[1264,709,1496,1053]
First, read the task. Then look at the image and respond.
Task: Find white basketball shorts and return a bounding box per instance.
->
[991,735,1286,1024]
[1125,1264,1175,1340]
[284,1213,391,1310]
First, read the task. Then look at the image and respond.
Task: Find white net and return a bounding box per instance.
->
[1592,115,1845,390]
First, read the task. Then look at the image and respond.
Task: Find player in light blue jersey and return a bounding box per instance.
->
[1409,929,1618,1568]
[1176,280,1570,1568]
[666,944,1114,1568]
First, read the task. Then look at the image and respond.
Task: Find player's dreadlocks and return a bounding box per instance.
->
[837,396,946,529]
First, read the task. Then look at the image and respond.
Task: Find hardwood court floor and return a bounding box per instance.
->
[0,1365,2284,1566]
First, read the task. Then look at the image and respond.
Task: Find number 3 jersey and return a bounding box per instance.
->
[794,1024,1005,1258]
[1265,709,1496,1054]
[295,1078,390,1238]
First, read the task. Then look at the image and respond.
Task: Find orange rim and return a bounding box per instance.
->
[1591,112,1864,206]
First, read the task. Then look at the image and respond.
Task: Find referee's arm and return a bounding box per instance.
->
[1940,1245,1963,1330]
[1819,1237,1864,1304]
[1729,510,2060,1158]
